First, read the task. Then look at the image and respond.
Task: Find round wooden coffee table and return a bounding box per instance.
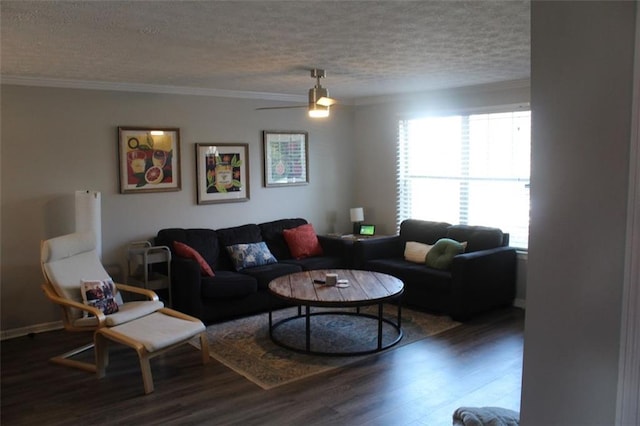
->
[268,269,404,356]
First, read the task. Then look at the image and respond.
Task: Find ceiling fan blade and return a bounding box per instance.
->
[255,105,306,110]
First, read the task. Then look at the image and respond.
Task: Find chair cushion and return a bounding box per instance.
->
[41,232,112,318]
[226,242,277,271]
[73,300,165,327]
[104,311,205,353]
[425,238,465,270]
[173,241,215,276]
[282,223,323,259]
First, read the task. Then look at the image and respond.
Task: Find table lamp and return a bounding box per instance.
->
[350,207,364,235]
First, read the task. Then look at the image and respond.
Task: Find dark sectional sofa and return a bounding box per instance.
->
[354,219,517,320]
[154,218,348,323]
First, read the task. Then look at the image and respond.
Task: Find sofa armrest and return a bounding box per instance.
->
[170,257,205,320]
[352,236,403,268]
[449,246,517,320]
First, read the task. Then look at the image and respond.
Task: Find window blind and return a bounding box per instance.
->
[396,110,531,249]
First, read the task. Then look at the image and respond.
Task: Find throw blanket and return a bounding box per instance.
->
[452,406,520,426]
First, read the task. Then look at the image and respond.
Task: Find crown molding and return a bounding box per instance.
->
[0,75,530,106]
[354,78,531,106]
[0,75,308,103]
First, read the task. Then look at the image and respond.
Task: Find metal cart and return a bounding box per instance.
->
[126,241,172,307]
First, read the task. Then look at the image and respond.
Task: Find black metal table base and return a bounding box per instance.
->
[268,303,403,356]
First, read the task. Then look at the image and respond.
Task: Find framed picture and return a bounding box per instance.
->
[118,127,181,194]
[195,143,250,204]
[262,131,309,187]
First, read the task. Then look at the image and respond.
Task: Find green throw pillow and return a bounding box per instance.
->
[425,238,464,270]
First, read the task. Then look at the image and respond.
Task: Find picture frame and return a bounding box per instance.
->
[262,131,309,187]
[118,127,181,194]
[195,143,250,204]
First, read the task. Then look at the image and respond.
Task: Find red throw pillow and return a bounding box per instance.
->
[173,241,215,277]
[283,223,324,259]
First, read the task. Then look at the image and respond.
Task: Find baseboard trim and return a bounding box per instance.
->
[1,321,63,341]
[514,298,526,309]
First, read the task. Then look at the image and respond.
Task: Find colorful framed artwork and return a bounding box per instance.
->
[195,143,250,204]
[118,127,181,194]
[262,131,309,187]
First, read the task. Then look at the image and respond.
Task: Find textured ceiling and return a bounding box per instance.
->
[1,1,530,102]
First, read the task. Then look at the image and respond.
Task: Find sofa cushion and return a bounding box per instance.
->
[156,228,220,269]
[240,262,303,290]
[283,223,324,259]
[425,238,465,270]
[173,241,215,277]
[281,255,344,271]
[404,241,433,263]
[217,224,263,246]
[446,225,505,252]
[399,219,450,244]
[364,258,452,294]
[200,271,257,300]
[226,242,278,271]
[259,218,308,259]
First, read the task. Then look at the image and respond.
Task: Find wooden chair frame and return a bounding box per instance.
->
[41,277,159,373]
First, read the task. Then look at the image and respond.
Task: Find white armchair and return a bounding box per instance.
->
[41,232,208,394]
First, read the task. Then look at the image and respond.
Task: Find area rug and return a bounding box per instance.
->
[190,305,460,390]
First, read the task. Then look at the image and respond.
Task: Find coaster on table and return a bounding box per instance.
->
[336,279,349,288]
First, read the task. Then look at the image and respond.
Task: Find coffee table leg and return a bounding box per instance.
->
[305,305,311,351]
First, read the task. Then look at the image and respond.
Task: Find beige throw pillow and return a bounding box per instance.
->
[404,241,433,264]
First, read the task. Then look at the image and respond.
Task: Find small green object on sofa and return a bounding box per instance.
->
[425,238,465,270]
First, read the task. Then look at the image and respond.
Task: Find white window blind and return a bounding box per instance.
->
[396,110,531,249]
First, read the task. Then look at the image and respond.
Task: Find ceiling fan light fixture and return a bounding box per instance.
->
[316,96,336,107]
[308,104,330,118]
[308,86,330,118]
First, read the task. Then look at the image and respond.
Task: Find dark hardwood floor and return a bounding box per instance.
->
[1,307,524,426]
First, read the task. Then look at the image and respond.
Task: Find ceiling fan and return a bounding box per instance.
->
[257,69,338,118]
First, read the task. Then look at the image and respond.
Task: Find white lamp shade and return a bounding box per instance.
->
[350,207,364,222]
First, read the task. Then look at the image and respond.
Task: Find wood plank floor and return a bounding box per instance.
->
[1,307,524,426]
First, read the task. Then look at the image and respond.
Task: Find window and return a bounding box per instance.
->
[397,109,531,249]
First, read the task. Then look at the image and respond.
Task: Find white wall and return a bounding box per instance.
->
[521,2,636,425]
[0,85,354,331]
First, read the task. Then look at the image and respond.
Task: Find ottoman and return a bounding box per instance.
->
[94,308,209,394]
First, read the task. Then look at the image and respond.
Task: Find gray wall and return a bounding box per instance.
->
[0,85,355,331]
[521,2,636,425]
[1,81,531,334]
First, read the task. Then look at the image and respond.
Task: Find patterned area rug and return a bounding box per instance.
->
[191,305,460,390]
